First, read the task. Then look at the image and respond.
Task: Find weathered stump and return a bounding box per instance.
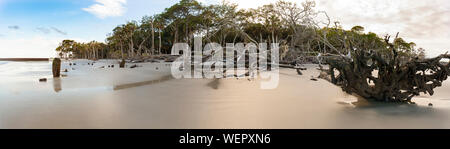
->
[120,59,125,68]
[320,51,450,102]
[52,58,61,78]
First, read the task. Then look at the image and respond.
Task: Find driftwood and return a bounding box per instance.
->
[39,78,47,82]
[319,37,450,102]
[130,64,138,68]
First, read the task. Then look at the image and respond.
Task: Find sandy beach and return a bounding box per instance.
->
[1,59,450,129]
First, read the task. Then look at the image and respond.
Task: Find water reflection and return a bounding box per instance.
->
[53,78,62,92]
[340,96,437,117]
[207,79,220,90]
[113,75,174,90]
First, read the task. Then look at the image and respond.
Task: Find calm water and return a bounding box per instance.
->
[1,60,450,128]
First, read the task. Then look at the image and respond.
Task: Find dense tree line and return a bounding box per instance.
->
[56,0,424,60]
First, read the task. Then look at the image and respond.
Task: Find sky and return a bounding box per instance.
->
[0,0,449,58]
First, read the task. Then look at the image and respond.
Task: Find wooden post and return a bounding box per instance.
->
[52,58,61,77]
[120,59,125,68]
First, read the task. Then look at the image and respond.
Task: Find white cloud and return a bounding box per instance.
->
[314,0,450,57]
[203,0,299,9]
[0,36,89,58]
[83,0,127,19]
[35,27,68,35]
[0,37,60,58]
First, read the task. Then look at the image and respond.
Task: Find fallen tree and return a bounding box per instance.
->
[319,35,450,102]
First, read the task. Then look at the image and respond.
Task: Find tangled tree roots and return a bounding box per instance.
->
[321,53,450,102]
[319,35,450,102]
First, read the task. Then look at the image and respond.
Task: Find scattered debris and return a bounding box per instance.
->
[63,69,68,72]
[164,56,178,62]
[279,64,297,69]
[429,103,433,107]
[39,78,47,82]
[130,65,138,69]
[148,59,160,63]
[131,60,144,63]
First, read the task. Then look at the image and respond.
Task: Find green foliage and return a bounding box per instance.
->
[351,26,364,33]
[56,0,423,60]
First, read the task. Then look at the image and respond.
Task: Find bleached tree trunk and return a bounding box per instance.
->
[138,37,148,56]
[120,40,124,59]
[151,22,155,55]
[129,37,135,58]
[159,29,162,55]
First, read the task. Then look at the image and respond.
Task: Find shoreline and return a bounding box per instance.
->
[0,58,49,61]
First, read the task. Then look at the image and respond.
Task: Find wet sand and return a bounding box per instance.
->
[1,60,450,129]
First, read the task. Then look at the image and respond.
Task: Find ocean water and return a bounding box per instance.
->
[0,61,53,83]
